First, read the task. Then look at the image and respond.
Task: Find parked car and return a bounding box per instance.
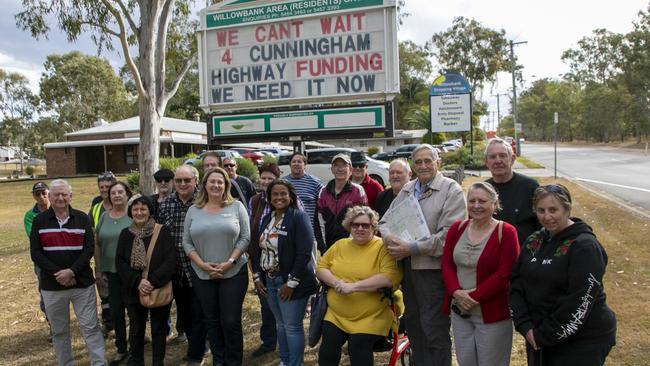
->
[278,147,389,186]
[391,144,420,159]
[442,142,459,151]
[371,152,392,161]
[255,146,286,156]
[183,150,241,166]
[230,148,265,165]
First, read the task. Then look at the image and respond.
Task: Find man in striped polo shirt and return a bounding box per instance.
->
[282,152,324,228]
[30,179,106,366]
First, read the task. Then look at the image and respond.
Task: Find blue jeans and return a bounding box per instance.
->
[266,274,309,366]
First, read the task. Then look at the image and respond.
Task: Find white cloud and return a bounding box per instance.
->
[0,52,42,92]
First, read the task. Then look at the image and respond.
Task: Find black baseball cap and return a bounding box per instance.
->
[153,169,174,181]
[32,181,49,193]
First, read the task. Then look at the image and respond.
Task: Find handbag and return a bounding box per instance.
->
[139,224,173,308]
[308,284,328,347]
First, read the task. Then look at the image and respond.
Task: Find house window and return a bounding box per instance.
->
[387,140,394,146]
[125,145,138,165]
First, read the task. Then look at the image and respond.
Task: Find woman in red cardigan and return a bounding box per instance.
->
[442,181,520,366]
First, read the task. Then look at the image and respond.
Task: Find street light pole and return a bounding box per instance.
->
[510,40,527,156]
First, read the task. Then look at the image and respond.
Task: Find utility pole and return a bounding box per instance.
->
[510,40,527,156]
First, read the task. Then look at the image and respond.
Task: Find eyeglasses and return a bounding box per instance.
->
[97,171,115,180]
[414,159,435,165]
[223,164,236,168]
[174,178,193,184]
[451,304,470,319]
[155,178,171,183]
[352,164,367,169]
[351,222,372,230]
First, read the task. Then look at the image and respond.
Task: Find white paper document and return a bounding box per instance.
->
[383,194,430,242]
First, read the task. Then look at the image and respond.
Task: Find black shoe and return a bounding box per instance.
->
[251,346,274,358]
[109,352,128,366]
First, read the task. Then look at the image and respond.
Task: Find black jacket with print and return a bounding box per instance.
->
[509,218,616,347]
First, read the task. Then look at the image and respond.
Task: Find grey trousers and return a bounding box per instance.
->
[42,285,106,366]
[402,262,451,366]
[451,312,513,366]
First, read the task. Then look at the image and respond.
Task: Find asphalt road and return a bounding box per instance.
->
[520,143,650,212]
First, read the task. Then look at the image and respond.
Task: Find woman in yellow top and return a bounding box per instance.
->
[316,205,402,366]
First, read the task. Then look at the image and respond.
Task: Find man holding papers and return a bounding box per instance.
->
[379,144,466,366]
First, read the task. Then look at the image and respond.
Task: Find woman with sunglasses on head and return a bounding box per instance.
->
[509,184,616,366]
[250,179,317,366]
[316,206,402,366]
[183,167,250,366]
[94,181,133,365]
[441,182,520,366]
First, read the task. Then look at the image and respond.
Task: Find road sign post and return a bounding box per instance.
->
[554,112,558,179]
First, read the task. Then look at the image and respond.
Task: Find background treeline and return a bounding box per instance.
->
[500,5,650,144]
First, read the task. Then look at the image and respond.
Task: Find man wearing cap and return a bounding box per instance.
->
[30,179,106,365]
[149,168,175,218]
[314,153,367,253]
[24,181,52,340]
[350,153,384,210]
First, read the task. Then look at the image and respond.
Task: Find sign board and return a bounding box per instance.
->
[198,0,399,112]
[515,122,522,132]
[429,73,472,132]
[211,104,385,139]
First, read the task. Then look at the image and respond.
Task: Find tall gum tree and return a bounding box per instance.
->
[16,0,198,193]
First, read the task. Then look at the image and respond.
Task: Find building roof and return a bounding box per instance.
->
[44,136,206,149]
[65,116,207,137]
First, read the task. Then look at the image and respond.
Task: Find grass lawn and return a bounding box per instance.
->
[0,176,647,365]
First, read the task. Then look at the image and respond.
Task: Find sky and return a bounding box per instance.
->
[1,0,648,129]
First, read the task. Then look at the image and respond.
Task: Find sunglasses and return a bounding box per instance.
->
[451,304,470,319]
[540,184,572,203]
[155,178,171,183]
[351,222,372,230]
[98,171,115,180]
[174,178,193,184]
[352,164,367,169]
[223,164,236,168]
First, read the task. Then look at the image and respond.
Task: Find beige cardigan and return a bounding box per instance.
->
[379,172,466,270]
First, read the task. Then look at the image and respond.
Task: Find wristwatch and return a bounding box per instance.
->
[228,257,237,265]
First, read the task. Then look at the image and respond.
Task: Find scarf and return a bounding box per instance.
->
[127,217,156,270]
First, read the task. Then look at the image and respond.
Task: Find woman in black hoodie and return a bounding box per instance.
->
[509,184,616,366]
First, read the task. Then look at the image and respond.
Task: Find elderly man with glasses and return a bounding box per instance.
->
[156,165,207,365]
[379,144,466,366]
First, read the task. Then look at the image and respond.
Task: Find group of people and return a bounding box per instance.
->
[25,138,616,366]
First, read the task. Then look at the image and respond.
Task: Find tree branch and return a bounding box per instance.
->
[115,0,139,36]
[163,53,196,107]
[100,0,147,99]
[155,0,174,106]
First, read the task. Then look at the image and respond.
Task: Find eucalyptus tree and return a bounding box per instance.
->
[17,0,199,193]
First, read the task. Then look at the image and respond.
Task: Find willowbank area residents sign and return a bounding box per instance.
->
[197,0,399,141]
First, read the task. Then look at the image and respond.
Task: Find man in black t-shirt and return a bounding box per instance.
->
[485,138,540,245]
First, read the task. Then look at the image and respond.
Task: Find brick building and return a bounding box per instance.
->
[44,116,207,177]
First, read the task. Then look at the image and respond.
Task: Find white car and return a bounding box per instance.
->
[278,148,389,187]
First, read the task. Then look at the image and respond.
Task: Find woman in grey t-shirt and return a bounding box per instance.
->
[183,168,250,366]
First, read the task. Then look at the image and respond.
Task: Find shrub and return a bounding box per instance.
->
[126,172,140,193]
[159,156,185,171]
[441,145,486,170]
[25,166,35,176]
[236,157,259,182]
[262,155,278,165]
[367,146,380,156]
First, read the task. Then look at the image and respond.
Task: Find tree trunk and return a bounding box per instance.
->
[138,97,160,195]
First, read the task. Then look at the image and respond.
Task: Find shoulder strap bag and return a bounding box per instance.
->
[139,224,173,308]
